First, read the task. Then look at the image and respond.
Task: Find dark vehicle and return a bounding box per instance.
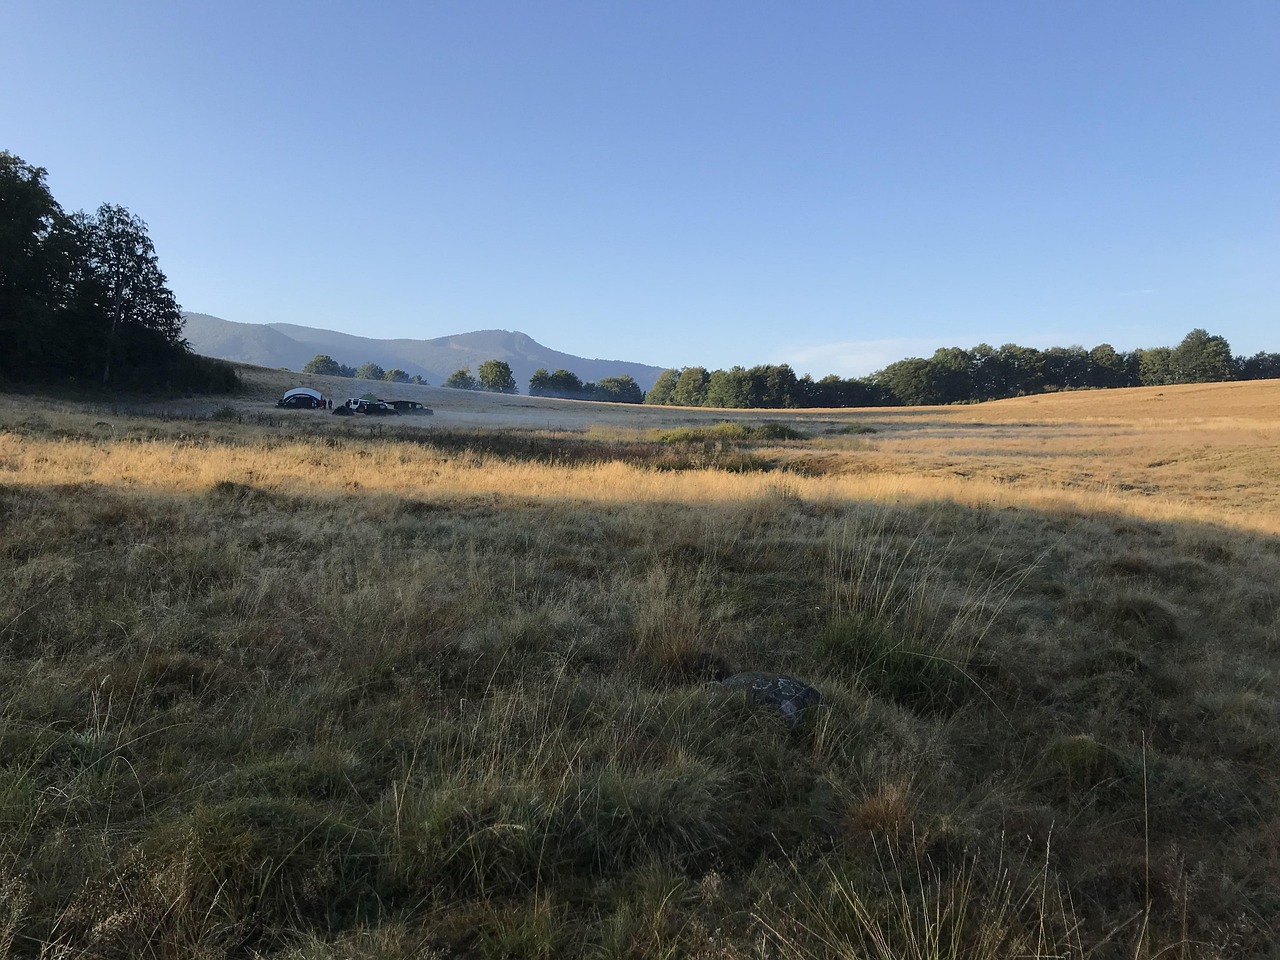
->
[277,394,322,409]
[346,398,396,415]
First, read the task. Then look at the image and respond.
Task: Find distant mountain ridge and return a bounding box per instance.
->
[181,313,668,391]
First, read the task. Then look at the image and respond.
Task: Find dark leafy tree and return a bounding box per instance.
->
[925,348,973,403]
[1041,346,1090,391]
[1136,347,1173,386]
[670,367,710,406]
[874,357,940,406]
[1087,344,1128,389]
[444,367,479,390]
[546,369,585,397]
[593,375,643,403]
[1169,328,1236,384]
[528,368,552,395]
[644,369,679,404]
[303,354,341,376]
[744,364,801,408]
[383,368,410,383]
[1120,350,1143,386]
[706,366,752,408]
[997,344,1046,396]
[477,359,517,393]
[967,344,1006,401]
[528,367,626,401]
[1,152,235,392]
[355,362,385,381]
[1239,352,1280,381]
[809,374,844,407]
[803,374,888,407]
[0,152,89,379]
[75,204,184,384]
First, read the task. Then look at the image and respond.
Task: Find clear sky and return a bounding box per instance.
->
[3,1,1277,376]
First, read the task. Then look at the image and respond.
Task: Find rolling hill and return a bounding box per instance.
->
[181,312,669,391]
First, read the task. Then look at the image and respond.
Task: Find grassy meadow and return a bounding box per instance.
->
[1,377,1279,958]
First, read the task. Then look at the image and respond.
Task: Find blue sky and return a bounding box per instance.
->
[3,2,1277,376]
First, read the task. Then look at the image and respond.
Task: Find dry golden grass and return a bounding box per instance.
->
[2,376,1279,958]
[5,376,1280,533]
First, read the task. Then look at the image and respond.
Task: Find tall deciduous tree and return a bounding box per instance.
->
[528,368,552,395]
[1239,352,1280,381]
[594,375,643,403]
[1136,347,1173,386]
[77,204,184,384]
[2,153,95,379]
[1087,344,1128,389]
[670,366,710,406]
[996,344,1046,396]
[303,354,341,376]
[444,367,478,390]
[644,369,679,404]
[2,151,236,392]
[477,359,517,393]
[1169,328,1235,384]
[355,362,385,381]
[706,366,751,408]
[874,357,938,406]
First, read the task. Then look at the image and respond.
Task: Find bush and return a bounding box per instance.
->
[656,422,809,445]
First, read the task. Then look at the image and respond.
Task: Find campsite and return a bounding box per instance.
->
[3,5,1276,953]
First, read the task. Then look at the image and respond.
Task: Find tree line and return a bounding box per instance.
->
[0,151,238,392]
[299,353,646,403]
[302,327,1277,410]
[302,355,428,384]
[644,329,1280,408]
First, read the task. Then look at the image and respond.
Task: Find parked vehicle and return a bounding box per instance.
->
[277,393,322,408]
[345,398,395,415]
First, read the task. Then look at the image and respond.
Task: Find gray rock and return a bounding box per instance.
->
[720,672,822,725]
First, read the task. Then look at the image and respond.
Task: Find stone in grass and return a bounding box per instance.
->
[720,672,822,726]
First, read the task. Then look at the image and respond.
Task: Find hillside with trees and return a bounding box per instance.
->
[0,152,237,392]
[182,313,667,392]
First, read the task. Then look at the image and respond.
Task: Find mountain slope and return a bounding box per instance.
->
[181,313,668,391]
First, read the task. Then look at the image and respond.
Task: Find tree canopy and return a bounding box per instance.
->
[303,354,341,376]
[526,368,643,403]
[477,359,517,393]
[1169,328,1235,384]
[444,367,479,390]
[0,151,237,392]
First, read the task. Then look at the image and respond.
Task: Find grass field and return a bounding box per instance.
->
[1,374,1278,958]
